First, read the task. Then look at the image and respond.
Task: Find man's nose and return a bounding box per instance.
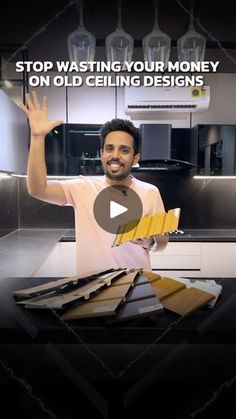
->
[111,148,121,159]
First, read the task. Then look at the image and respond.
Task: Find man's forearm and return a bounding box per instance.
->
[27,134,47,197]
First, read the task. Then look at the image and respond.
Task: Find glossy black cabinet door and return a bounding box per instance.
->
[194,124,236,176]
[45,123,103,175]
[171,128,193,163]
[45,124,65,175]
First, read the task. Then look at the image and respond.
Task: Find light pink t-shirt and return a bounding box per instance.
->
[60,175,165,275]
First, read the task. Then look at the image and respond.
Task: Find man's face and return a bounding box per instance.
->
[100,131,140,181]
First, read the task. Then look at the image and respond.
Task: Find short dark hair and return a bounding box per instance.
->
[100,118,141,155]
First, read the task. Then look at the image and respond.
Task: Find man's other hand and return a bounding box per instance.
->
[132,236,154,250]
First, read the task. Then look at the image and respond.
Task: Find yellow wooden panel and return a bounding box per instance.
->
[114,208,181,246]
[148,212,165,236]
[134,214,152,238]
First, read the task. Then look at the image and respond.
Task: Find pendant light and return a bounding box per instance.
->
[143,0,171,69]
[177,0,206,63]
[67,0,96,63]
[106,0,134,69]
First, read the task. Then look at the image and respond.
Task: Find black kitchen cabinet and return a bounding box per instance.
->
[193,124,236,176]
[45,124,65,175]
[171,128,193,163]
[45,123,103,176]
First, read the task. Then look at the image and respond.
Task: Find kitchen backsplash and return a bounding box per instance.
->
[18,175,236,230]
[1,175,236,235]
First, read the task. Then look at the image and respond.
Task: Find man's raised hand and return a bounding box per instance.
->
[19,90,63,137]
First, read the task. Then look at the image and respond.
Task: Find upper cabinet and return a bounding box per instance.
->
[31,73,67,123]
[0,90,29,174]
[67,76,116,123]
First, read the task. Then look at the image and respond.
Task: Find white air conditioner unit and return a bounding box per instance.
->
[124,86,210,114]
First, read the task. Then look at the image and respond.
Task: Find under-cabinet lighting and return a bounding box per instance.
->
[3,80,13,88]
[84,133,100,136]
[10,174,80,179]
[194,175,236,179]
[0,173,11,179]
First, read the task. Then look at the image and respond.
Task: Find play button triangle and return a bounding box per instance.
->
[110,201,128,219]
[93,185,143,233]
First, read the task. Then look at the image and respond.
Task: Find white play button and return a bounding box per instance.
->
[110,201,128,219]
[93,185,143,234]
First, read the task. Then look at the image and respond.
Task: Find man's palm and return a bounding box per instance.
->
[19,91,63,136]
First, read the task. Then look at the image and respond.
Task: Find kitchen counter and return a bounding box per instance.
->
[1,228,236,278]
[0,229,69,277]
[170,229,236,242]
[59,228,236,242]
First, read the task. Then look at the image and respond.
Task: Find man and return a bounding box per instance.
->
[20,91,168,275]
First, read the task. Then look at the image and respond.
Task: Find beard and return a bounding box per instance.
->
[104,171,129,181]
